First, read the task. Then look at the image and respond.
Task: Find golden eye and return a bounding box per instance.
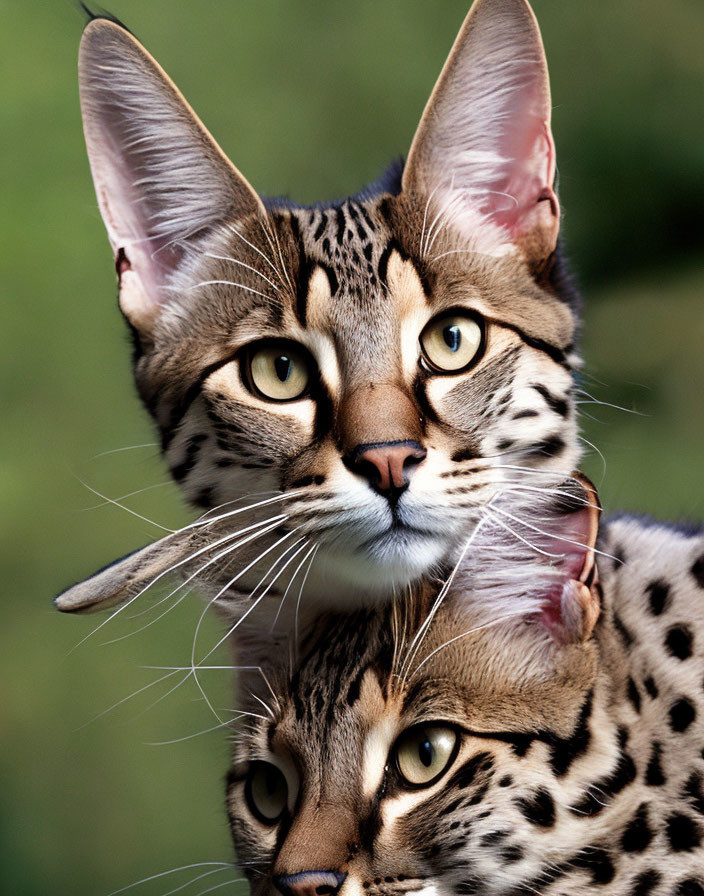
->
[245,762,288,824]
[420,312,484,373]
[246,341,311,402]
[395,724,458,787]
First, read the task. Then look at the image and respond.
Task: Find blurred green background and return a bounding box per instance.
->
[2,1,703,893]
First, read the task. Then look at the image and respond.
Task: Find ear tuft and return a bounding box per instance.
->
[78,4,133,32]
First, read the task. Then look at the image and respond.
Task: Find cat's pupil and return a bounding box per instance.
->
[274,355,292,382]
[264,768,279,795]
[443,325,461,352]
[418,737,434,767]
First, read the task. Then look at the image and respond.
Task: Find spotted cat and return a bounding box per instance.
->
[222,504,704,894]
[57,481,704,892]
[76,0,580,600]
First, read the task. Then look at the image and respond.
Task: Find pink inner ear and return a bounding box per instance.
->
[489,120,557,238]
[535,500,597,640]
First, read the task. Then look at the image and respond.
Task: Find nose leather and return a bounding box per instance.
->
[273,870,347,896]
[349,439,426,495]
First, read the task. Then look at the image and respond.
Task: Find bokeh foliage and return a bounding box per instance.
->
[2,1,703,894]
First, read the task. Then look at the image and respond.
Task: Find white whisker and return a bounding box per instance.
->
[412,609,533,676]
[104,863,236,896]
[225,223,281,279]
[73,474,173,532]
[271,542,316,631]
[294,544,319,648]
[187,280,274,302]
[204,252,280,292]
[90,442,158,459]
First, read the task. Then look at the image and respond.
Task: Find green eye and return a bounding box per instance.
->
[395,724,458,787]
[246,341,311,402]
[245,762,288,824]
[420,312,484,373]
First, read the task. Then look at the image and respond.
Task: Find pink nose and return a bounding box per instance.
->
[349,440,426,496]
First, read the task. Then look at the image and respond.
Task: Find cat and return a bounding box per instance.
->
[58,477,704,891]
[219,504,704,895]
[73,0,582,605]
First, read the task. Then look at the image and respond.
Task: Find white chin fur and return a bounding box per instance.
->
[315,531,450,598]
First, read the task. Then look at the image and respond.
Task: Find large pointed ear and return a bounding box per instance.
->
[54,531,199,614]
[79,18,265,334]
[403,0,558,263]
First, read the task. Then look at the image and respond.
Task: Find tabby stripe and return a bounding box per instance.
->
[492,319,571,368]
[313,210,327,242]
[161,355,238,452]
[570,746,636,816]
[352,201,372,231]
[335,205,346,245]
[347,203,367,241]
[532,383,569,417]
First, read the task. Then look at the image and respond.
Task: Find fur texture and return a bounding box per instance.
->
[226,513,704,895]
[76,0,581,603]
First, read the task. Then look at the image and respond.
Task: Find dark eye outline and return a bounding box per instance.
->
[419,309,486,376]
[244,761,289,825]
[391,722,461,791]
[240,338,317,403]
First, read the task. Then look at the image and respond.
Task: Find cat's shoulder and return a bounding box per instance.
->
[598,512,704,651]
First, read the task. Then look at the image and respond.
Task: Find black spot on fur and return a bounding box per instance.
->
[691,554,704,588]
[515,787,555,828]
[194,486,213,507]
[509,734,532,757]
[676,880,704,896]
[527,434,565,459]
[611,544,626,567]
[613,613,635,647]
[646,579,671,615]
[645,742,666,786]
[570,741,636,816]
[170,432,208,482]
[532,383,568,417]
[665,812,702,851]
[621,803,653,852]
[669,697,696,732]
[501,845,523,864]
[479,830,509,847]
[683,771,704,815]
[451,447,478,464]
[498,775,512,788]
[666,624,694,660]
[627,677,642,712]
[548,692,593,777]
[629,870,661,896]
[290,475,314,488]
[570,847,615,885]
[644,676,659,698]
[447,753,493,790]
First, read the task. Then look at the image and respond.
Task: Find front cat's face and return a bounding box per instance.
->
[139,195,578,591]
[78,0,579,594]
[227,597,597,896]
